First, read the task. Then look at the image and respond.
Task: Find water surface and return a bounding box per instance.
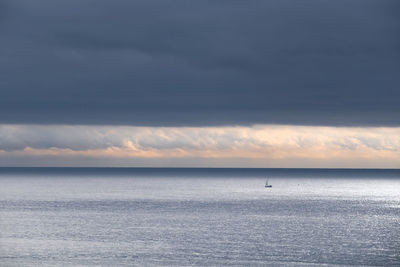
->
[0,168,399,266]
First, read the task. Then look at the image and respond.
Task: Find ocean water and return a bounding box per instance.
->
[0,168,399,266]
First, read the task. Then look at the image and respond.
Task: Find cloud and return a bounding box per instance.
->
[0,1,399,126]
[0,124,399,167]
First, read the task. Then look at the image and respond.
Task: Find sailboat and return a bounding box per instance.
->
[265,177,272,188]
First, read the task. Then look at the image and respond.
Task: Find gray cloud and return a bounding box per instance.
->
[0,0,399,126]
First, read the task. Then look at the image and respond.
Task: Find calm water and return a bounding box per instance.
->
[0,168,399,266]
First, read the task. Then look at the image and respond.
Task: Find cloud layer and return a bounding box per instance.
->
[0,0,399,126]
[1,125,399,168]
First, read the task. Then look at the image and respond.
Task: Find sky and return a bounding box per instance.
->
[0,0,399,168]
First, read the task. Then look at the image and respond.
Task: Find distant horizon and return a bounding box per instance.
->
[1,166,399,170]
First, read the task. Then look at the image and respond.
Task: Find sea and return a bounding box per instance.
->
[0,168,399,266]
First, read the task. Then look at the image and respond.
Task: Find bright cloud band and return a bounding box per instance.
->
[1,125,399,168]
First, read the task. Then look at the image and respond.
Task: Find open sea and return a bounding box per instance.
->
[0,168,399,266]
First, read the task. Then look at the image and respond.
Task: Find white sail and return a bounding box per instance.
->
[265,177,272,188]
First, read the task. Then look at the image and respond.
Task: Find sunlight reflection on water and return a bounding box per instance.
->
[0,169,399,266]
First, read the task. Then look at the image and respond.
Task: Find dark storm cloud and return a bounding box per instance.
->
[0,0,399,126]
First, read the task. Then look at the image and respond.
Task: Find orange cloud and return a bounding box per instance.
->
[1,125,399,167]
